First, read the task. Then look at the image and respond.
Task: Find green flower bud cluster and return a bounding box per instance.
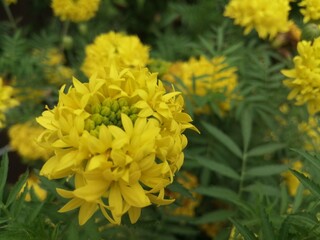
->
[85,98,139,137]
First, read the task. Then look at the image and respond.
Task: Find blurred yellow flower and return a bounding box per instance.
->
[298,116,320,151]
[34,48,74,86]
[0,78,19,128]
[9,121,52,161]
[282,38,320,115]
[51,0,101,22]
[4,0,17,5]
[224,0,291,39]
[282,160,306,196]
[37,64,197,225]
[299,0,320,23]
[81,31,150,78]
[166,171,201,217]
[163,56,238,115]
[20,173,47,202]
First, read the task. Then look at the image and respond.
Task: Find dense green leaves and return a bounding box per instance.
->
[0,154,9,203]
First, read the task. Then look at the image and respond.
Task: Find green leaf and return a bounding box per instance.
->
[0,154,9,203]
[277,217,289,240]
[290,170,320,198]
[6,170,29,206]
[202,121,242,158]
[292,184,304,213]
[229,218,258,240]
[192,210,234,224]
[195,186,253,214]
[247,143,286,157]
[291,148,320,173]
[285,213,320,235]
[167,180,193,199]
[246,164,288,177]
[260,208,276,240]
[241,109,252,152]
[196,155,240,180]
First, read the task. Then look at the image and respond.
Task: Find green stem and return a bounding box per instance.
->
[1,0,17,30]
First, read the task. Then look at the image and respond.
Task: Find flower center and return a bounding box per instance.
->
[85,98,139,137]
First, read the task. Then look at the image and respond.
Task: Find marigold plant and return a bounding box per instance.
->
[0,79,19,128]
[299,0,320,23]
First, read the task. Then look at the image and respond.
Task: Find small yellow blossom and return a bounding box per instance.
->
[37,64,197,225]
[282,38,320,115]
[0,78,19,128]
[20,173,47,202]
[163,56,238,115]
[51,0,101,22]
[9,121,52,161]
[224,0,292,39]
[299,0,320,23]
[81,31,150,78]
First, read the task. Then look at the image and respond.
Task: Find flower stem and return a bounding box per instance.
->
[1,0,17,30]
[238,152,247,197]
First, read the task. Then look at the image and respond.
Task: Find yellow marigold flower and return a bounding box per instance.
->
[19,173,47,202]
[51,0,101,22]
[224,0,292,39]
[36,64,197,225]
[81,31,150,78]
[300,0,320,23]
[9,121,52,161]
[163,56,238,115]
[0,78,19,128]
[282,38,320,115]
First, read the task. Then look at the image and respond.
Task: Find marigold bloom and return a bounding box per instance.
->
[19,173,47,202]
[163,56,238,115]
[224,0,292,39]
[9,121,52,161]
[299,0,320,23]
[37,64,197,225]
[298,116,320,151]
[51,0,101,22]
[282,38,320,115]
[81,32,149,78]
[0,78,19,128]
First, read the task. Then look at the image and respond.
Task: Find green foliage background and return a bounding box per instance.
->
[1,0,320,239]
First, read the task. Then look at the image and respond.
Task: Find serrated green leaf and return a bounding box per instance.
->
[196,155,240,180]
[292,184,304,213]
[286,213,320,235]
[6,170,29,207]
[291,149,320,173]
[246,164,288,177]
[0,154,9,203]
[247,143,286,157]
[192,210,234,224]
[290,170,320,198]
[241,109,252,152]
[202,121,242,158]
[229,218,258,240]
[260,208,276,240]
